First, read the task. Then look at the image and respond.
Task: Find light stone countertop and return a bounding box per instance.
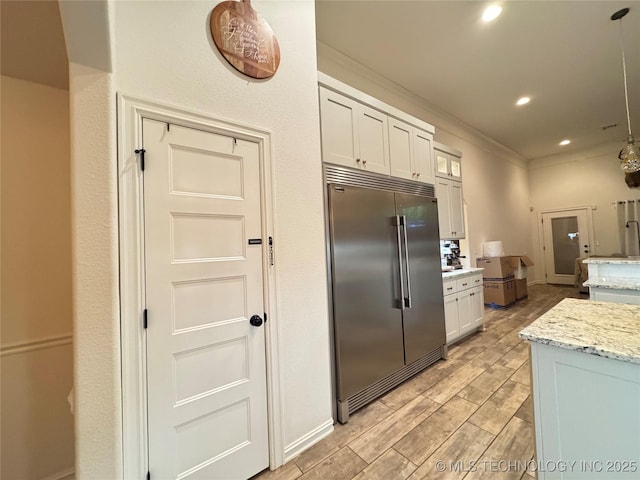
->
[584,277,640,291]
[442,267,484,280]
[583,257,640,265]
[519,298,640,364]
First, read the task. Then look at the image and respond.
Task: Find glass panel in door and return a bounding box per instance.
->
[551,216,580,275]
[542,209,590,285]
[436,154,449,176]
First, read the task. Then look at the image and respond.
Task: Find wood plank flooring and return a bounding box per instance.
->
[256,284,585,480]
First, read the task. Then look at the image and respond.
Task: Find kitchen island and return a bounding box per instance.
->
[583,257,640,304]
[520,298,640,479]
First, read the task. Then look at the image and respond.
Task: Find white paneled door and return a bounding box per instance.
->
[143,119,268,479]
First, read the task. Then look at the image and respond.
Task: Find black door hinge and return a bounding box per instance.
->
[143,309,148,329]
[135,148,146,171]
[264,312,268,324]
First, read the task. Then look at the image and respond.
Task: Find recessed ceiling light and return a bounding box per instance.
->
[482,5,503,22]
[559,139,571,146]
[516,96,530,106]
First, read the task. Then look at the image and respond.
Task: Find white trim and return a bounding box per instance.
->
[283,419,334,464]
[117,95,284,478]
[537,206,595,283]
[40,466,75,480]
[1,333,73,357]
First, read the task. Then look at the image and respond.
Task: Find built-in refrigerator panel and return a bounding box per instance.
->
[395,193,446,363]
[328,184,405,400]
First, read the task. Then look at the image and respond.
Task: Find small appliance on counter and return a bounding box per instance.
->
[441,240,465,270]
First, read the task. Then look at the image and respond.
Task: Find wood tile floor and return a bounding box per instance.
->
[256,284,585,480]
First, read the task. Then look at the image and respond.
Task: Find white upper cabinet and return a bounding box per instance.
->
[389,118,435,185]
[319,87,389,175]
[435,148,462,181]
[357,104,390,175]
[434,142,464,240]
[318,74,436,183]
[436,176,465,240]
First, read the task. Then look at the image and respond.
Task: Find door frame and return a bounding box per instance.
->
[537,206,595,284]
[117,95,283,478]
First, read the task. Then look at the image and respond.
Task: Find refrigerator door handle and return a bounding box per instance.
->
[395,215,406,311]
[401,215,412,309]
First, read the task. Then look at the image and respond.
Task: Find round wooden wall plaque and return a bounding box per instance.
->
[210,0,281,79]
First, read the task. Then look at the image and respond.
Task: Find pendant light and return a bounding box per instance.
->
[611,8,640,173]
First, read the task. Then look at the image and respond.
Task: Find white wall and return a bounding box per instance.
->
[0,75,75,480]
[62,0,332,474]
[317,43,533,266]
[528,141,640,282]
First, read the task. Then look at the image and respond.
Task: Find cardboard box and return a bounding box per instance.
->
[476,256,514,280]
[515,278,528,299]
[483,279,516,307]
[509,255,534,280]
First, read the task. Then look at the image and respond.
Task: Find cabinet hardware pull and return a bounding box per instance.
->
[395,215,405,311]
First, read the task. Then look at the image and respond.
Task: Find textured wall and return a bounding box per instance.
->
[113,0,332,452]
[63,0,332,473]
[0,75,75,479]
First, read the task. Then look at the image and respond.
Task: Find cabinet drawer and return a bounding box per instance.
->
[470,274,483,287]
[456,277,473,291]
[443,279,457,295]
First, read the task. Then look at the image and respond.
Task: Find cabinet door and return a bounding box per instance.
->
[435,179,452,239]
[435,151,450,179]
[444,294,459,344]
[388,118,413,181]
[449,155,462,181]
[449,181,465,239]
[357,104,390,175]
[457,289,473,335]
[319,88,359,168]
[470,286,484,328]
[413,130,434,185]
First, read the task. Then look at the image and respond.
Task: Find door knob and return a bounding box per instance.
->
[249,315,263,327]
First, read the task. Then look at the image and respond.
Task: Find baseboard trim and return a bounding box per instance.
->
[41,466,74,480]
[283,419,334,463]
[1,333,73,357]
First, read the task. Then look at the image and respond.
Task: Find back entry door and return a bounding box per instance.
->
[143,118,268,479]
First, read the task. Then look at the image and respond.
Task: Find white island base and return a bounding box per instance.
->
[521,299,640,479]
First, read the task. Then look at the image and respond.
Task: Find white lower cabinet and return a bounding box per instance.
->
[530,342,640,479]
[443,273,483,344]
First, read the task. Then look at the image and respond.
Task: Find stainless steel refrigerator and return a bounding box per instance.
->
[326,166,446,423]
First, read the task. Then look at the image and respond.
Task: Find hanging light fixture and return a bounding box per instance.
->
[611,7,640,173]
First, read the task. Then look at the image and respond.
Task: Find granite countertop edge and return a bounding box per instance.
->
[519,298,640,365]
[519,332,640,365]
[442,267,484,279]
[583,278,640,291]
[583,257,640,265]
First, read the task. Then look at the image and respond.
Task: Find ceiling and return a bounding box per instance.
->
[2,1,638,160]
[316,1,640,160]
